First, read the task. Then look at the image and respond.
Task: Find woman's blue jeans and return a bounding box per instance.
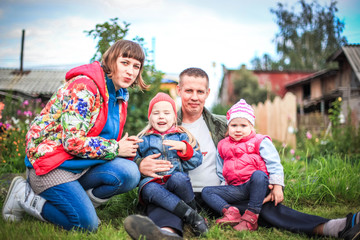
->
[202,170,269,214]
[39,158,140,231]
[141,172,195,212]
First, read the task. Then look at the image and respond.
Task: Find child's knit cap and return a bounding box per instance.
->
[148,92,177,119]
[226,99,255,126]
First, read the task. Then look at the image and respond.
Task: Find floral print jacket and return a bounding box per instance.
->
[26,61,127,175]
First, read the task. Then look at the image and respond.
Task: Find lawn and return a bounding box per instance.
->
[0,167,359,240]
[0,197,358,240]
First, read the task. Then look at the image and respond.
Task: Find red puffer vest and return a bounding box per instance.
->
[218,131,270,186]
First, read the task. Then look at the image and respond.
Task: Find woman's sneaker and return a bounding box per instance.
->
[2,176,27,221]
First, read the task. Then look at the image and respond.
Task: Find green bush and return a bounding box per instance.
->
[0,96,43,174]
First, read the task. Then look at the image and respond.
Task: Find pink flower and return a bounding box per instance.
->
[0,122,3,127]
[290,149,295,155]
[296,155,300,160]
[306,131,312,139]
[25,110,33,117]
[23,100,29,106]
[17,110,22,116]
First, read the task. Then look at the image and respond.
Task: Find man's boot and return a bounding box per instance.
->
[124,214,182,240]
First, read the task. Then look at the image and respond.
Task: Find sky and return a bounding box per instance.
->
[1,0,359,107]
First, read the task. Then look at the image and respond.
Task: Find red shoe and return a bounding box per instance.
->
[215,206,241,227]
[233,210,258,232]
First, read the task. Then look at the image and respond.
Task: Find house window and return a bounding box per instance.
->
[303,83,311,99]
[350,71,360,89]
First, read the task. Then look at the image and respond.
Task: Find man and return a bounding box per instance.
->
[124,68,360,240]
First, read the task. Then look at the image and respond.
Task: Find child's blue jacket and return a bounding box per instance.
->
[135,130,203,193]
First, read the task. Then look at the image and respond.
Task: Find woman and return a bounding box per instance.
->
[2,39,147,231]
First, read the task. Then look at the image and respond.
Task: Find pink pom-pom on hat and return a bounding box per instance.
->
[226,99,255,126]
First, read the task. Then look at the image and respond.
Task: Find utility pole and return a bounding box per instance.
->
[20,29,25,73]
[152,37,155,67]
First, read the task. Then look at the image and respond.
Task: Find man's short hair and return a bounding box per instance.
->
[179,67,209,89]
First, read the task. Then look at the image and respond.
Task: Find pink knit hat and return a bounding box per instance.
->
[226,99,255,126]
[148,92,177,119]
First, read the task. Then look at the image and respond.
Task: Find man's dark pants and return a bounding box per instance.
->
[146,192,329,236]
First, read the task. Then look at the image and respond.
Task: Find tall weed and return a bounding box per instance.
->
[283,154,360,206]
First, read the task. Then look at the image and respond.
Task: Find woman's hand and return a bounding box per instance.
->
[263,184,284,206]
[163,140,187,154]
[139,153,173,178]
[118,132,143,157]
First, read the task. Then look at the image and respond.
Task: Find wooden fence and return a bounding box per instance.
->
[297,112,330,135]
[253,92,297,148]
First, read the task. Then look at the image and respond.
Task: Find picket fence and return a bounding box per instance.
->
[253,92,297,148]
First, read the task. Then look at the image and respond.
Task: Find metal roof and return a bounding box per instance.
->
[285,69,338,88]
[0,69,67,97]
[328,44,360,82]
[0,68,178,98]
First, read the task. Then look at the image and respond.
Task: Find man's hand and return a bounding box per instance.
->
[163,140,187,154]
[263,184,284,206]
[139,153,173,178]
[118,132,143,157]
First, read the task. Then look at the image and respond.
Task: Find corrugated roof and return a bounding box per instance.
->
[328,44,360,82]
[285,69,338,88]
[0,69,67,97]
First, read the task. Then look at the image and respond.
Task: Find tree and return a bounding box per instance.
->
[84,18,130,62]
[212,66,274,115]
[85,19,164,135]
[251,0,347,71]
[232,66,274,105]
[251,53,280,71]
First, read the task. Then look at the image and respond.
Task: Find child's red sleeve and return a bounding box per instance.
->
[177,140,194,161]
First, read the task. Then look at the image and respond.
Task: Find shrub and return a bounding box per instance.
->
[0,96,43,174]
[290,98,360,162]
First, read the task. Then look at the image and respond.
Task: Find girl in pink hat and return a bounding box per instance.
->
[201,99,285,232]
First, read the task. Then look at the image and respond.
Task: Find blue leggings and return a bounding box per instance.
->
[141,172,195,212]
[202,170,269,214]
[40,158,140,231]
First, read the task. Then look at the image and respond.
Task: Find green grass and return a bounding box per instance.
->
[1,154,359,239]
[0,202,358,240]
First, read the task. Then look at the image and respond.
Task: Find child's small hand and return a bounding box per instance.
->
[263,184,284,206]
[163,140,187,154]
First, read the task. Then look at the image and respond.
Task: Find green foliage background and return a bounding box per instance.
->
[251,0,347,71]
[84,19,167,136]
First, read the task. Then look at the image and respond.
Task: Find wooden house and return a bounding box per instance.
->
[286,44,360,128]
